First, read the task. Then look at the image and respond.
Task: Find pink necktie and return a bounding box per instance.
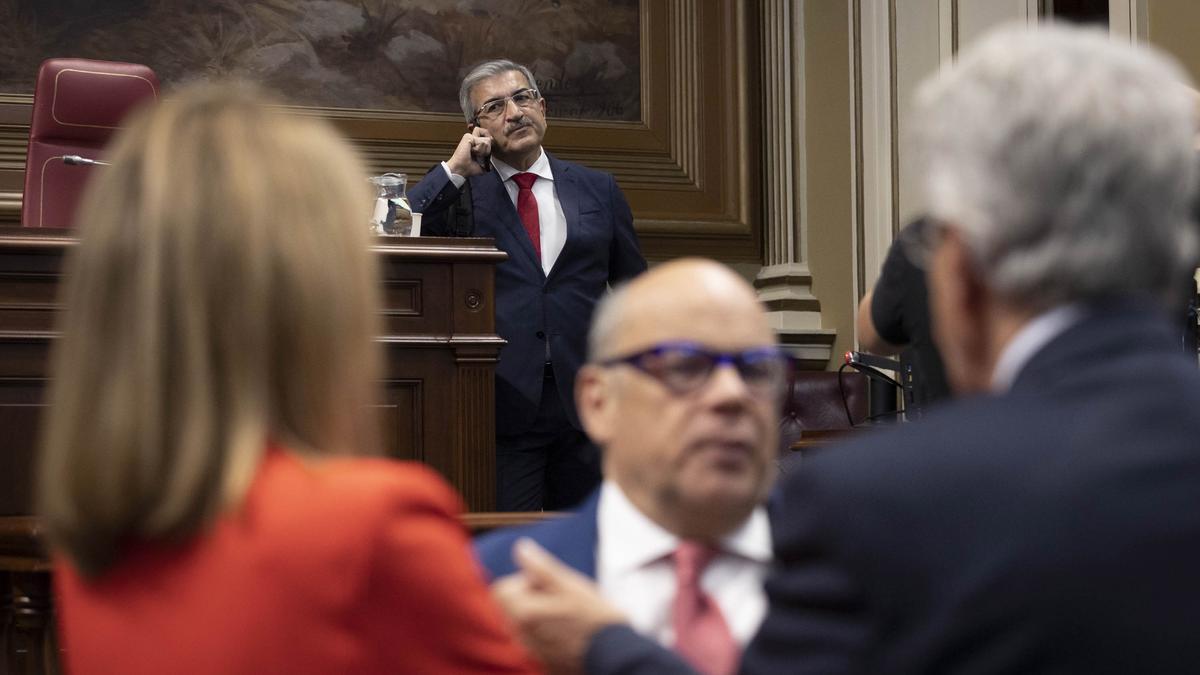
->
[511,172,541,257]
[672,541,739,675]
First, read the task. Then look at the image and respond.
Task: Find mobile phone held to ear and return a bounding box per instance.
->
[468,124,492,173]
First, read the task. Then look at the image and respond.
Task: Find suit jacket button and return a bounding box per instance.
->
[536,331,545,339]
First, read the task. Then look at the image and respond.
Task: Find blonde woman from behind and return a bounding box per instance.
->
[39,82,538,675]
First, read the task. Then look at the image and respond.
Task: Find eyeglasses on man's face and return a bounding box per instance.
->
[599,341,791,399]
[473,88,541,124]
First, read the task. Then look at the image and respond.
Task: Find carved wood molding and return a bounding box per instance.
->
[454,364,495,512]
[0,3,761,260]
[759,0,805,267]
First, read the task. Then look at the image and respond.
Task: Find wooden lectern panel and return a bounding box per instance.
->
[0,228,506,515]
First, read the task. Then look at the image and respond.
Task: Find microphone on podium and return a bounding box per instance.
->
[845,350,922,420]
[844,351,902,387]
[62,154,111,167]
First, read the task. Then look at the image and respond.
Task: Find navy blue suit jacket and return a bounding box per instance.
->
[585,303,1200,674]
[474,490,601,580]
[408,155,646,435]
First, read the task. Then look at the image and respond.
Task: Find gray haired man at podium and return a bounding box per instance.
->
[488,23,1200,675]
[477,258,786,675]
[408,59,646,512]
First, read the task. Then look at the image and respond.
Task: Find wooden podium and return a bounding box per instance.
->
[0,228,507,674]
[0,227,506,514]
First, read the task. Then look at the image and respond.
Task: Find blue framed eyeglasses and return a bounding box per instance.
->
[599,341,790,398]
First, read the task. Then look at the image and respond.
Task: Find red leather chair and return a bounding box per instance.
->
[20,58,159,228]
[778,369,869,454]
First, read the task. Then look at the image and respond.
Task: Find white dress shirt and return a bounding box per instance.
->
[441,148,567,276]
[595,480,772,648]
[990,303,1085,392]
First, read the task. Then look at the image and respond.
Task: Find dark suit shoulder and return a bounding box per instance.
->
[768,351,1200,672]
[782,335,1200,555]
[473,492,601,580]
[474,524,533,580]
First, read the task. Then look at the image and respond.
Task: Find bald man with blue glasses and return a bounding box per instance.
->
[475,258,785,675]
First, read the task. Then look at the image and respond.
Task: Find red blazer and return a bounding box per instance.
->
[56,450,539,674]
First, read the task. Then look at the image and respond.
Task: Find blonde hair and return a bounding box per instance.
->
[37,82,381,577]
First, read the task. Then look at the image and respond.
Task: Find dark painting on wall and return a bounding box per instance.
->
[0,0,641,121]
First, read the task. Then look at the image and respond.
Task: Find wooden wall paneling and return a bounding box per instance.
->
[377,374,422,462]
[0,98,29,226]
[0,379,45,516]
[0,231,66,515]
[377,259,448,335]
[1,569,58,675]
[0,518,57,675]
[452,364,496,513]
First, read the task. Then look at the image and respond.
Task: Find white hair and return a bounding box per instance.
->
[913,23,1199,308]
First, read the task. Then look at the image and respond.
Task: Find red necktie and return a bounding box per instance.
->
[511,172,541,257]
[671,541,739,675]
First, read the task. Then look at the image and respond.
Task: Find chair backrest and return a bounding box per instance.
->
[778,369,869,454]
[21,58,159,228]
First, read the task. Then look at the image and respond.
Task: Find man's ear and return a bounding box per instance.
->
[931,228,994,393]
[575,365,614,445]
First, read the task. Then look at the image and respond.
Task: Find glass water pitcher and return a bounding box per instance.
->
[369,173,414,236]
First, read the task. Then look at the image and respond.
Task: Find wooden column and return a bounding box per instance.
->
[755,0,837,369]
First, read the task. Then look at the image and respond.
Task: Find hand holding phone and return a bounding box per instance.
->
[448,126,493,177]
[468,124,492,173]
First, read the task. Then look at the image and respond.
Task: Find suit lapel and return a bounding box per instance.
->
[570,490,601,578]
[547,154,578,282]
[541,488,601,578]
[475,169,543,275]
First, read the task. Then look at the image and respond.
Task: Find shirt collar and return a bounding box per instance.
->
[990,303,1086,392]
[596,480,772,578]
[492,148,553,184]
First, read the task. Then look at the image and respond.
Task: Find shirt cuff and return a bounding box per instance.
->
[440,162,467,189]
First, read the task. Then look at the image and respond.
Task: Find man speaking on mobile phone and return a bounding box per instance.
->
[409,59,647,512]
